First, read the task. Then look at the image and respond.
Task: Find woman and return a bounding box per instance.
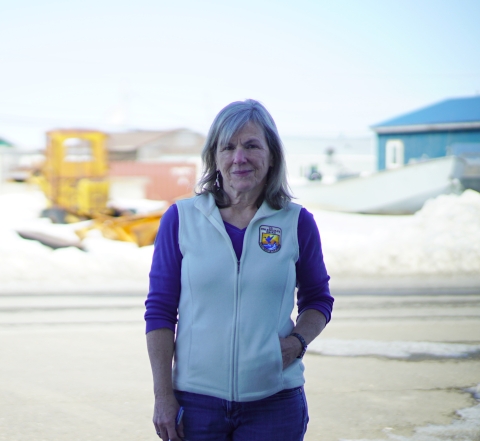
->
[145,99,333,441]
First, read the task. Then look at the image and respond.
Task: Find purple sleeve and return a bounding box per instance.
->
[144,204,182,333]
[296,208,334,323]
[144,205,333,333]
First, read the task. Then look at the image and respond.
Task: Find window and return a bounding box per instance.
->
[385,139,404,169]
[63,138,93,162]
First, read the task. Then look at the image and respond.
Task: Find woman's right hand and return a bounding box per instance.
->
[153,394,184,441]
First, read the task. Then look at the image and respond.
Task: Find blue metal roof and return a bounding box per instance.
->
[373,96,480,128]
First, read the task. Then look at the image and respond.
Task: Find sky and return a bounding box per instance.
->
[1,0,479,149]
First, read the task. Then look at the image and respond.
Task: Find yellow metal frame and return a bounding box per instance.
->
[40,130,110,217]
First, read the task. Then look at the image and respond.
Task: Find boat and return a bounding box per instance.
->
[290,156,469,214]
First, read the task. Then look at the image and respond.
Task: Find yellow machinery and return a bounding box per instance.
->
[38,130,110,218]
[34,129,164,247]
[76,210,163,248]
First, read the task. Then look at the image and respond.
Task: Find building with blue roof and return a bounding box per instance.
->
[371,96,480,170]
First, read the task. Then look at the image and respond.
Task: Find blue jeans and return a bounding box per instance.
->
[174,387,309,441]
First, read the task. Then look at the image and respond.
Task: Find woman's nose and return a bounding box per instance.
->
[233,147,247,163]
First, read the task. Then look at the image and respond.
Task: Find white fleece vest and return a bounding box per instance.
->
[173,193,303,402]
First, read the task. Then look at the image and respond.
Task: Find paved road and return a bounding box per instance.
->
[306,293,480,440]
[0,293,479,441]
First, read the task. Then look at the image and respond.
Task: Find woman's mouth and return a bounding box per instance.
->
[232,170,253,176]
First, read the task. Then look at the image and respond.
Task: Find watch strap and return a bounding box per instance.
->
[289,332,307,359]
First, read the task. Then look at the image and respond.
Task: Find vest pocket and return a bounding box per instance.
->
[236,333,284,397]
[175,319,233,397]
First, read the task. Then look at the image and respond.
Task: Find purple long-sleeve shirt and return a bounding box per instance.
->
[145,204,333,333]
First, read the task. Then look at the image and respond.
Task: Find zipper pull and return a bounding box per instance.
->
[237,260,240,273]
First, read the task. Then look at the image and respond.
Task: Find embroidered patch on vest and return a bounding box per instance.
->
[259,225,282,253]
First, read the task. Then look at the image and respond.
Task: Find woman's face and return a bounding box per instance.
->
[216,121,272,201]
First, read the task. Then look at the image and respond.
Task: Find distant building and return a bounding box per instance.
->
[106,128,205,202]
[371,96,480,170]
[0,137,14,148]
[0,138,33,182]
[107,128,205,162]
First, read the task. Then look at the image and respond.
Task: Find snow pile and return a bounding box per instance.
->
[321,190,480,276]
[1,230,153,293]
[0,190,152,293]
[1,188,480,293]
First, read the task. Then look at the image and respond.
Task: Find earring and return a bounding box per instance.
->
[215,170,221,190]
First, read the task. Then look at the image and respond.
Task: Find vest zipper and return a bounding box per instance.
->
[227,210,266,400]
[231,256,241,400]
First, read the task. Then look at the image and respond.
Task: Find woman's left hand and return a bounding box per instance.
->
[280,309,328,369]
[279,336,303,369]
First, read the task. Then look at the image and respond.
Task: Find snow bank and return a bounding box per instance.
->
[318,190,480,276]
[1,188,479,293]
[0,191,152,293]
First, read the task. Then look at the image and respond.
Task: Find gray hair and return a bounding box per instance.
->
[197,99,292,209]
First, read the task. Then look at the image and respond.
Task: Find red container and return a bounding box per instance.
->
[109,161,197,204]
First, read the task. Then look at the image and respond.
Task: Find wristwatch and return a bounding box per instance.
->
[289,332,307,359]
